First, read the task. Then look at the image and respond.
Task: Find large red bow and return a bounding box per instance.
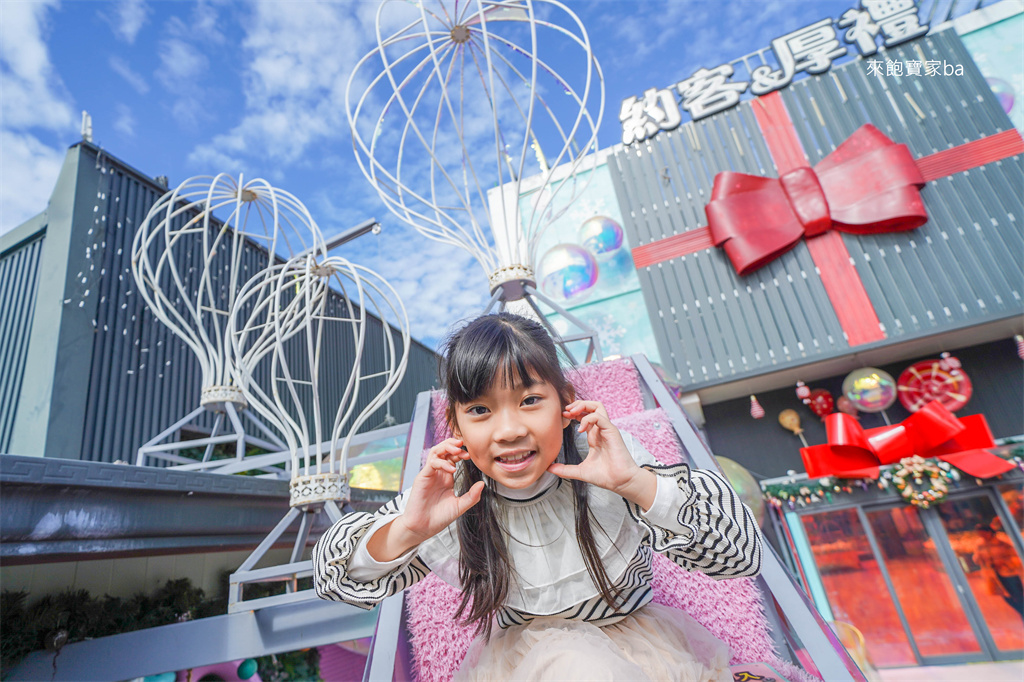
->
[800,400,1014,480]
[706,124,928,275]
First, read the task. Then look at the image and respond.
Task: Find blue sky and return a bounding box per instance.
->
[2,0,953,348]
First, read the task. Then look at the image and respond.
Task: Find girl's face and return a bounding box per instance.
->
[453,374,570,490]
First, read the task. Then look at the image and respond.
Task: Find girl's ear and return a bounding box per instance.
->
[562,385,577,429]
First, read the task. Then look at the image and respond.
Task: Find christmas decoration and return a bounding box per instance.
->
[807,389,835,420]
[762,453,1022,512]
[749,395,765,419]
[1015,335,1024,360]
[796,381,811,402]
[897,356,972,413]
[779,409,808,447]
[800,400,1015,480]
[842,367,897,413]
[837,396,859,417]
[891,456,948,509]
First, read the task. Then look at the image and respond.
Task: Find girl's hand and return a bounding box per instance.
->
[547,400,657,510]
[393,438,485,545]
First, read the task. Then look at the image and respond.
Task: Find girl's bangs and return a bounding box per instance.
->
[445,320,563,405]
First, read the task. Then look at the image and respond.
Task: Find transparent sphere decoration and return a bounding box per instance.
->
[987,77,1015,114]
[131,174,326,397]
[346,0,604,277]
[228,255,410,480]
[578,216,623,259]
[842,367,897,413]
[538,243,599,303]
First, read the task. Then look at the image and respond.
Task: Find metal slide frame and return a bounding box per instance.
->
[360,358,863,681]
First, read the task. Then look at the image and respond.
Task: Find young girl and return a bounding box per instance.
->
[314,312,762,681]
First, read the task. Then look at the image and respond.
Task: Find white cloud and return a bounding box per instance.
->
[0,0,73,235]
[0,130,65,232]
[113,103,135,138]
[188,1,371,167]
[158,38,207,86]
[105,0,149,44]
[0,0,74,131]
[109,55,149,94]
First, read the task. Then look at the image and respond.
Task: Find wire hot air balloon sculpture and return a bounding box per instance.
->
[131,174,327,471]
[347,0,606,362]
[226,253,410,612]
[228,253,410,505]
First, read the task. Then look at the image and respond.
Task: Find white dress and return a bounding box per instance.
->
[313,432,762,681]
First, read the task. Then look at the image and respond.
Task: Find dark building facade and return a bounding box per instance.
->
[1,142,440,463]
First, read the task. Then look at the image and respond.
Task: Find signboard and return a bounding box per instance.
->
[620,0,930,143]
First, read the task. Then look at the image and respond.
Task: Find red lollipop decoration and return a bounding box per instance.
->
[837,395,859,417]
[807,388,834,420]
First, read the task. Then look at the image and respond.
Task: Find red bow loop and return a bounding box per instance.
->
[800,400,1014,480]
[706,124,928,275]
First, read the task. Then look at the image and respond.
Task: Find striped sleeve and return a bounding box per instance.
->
[312,494,431,609]
[625,464,762,579]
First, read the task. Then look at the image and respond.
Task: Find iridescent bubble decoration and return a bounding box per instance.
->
[715,456,766,527]
[538,243,598,303]
[578,216,623,259]
[987,77,1015,114]
[842,367,897,413]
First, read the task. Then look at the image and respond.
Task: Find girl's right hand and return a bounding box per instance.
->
[394,438,485,545]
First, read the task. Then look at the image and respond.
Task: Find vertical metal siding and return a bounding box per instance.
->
[0,233,45,452]
[70,146,439,463]
[610,29,1023,390]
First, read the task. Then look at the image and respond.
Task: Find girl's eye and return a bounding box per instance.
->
[468,406,488,416]
[522,395,541,406]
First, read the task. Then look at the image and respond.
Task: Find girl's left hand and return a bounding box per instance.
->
[547,400,654,506]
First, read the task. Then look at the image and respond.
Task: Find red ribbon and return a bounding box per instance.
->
[705,124,928,275]
[800,400,1015,480]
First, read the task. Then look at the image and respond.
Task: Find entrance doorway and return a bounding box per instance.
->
[799,488,1024,667]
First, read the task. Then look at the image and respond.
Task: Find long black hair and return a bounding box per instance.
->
[439,312,621,638]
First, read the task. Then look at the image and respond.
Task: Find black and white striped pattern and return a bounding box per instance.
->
[625,464,763,580]
[312,464,762,626]
[496,545,655,629]
[312,495,430,609]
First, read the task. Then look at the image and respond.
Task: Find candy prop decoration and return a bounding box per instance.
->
[716,456,766,527]
[807,389,835,420]
[131,174,327,470]
[779,409,808,447]
[1015,334,1024,360]
[346,0,606,362]
[897,356,972,413]
[842,368,897,413]
[837,395,859,417]
[795,381,811,402]
[749,395,765,419]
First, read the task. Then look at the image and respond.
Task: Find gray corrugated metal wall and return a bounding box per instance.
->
[609,28,1023,391]
[4,143,438,463]
[0,233,45,452]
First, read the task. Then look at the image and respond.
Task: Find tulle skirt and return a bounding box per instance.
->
[453,602,732,682]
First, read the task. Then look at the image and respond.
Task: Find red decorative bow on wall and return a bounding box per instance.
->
[705,125,928,275]
[800,400,1015,480]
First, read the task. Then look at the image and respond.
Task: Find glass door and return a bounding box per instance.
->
[863,505,987,663]
[934,491,1024,656]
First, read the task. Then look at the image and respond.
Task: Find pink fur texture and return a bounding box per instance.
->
[404,362,817,682]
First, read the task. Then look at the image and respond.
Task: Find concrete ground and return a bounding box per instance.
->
[879,660,1024,681]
